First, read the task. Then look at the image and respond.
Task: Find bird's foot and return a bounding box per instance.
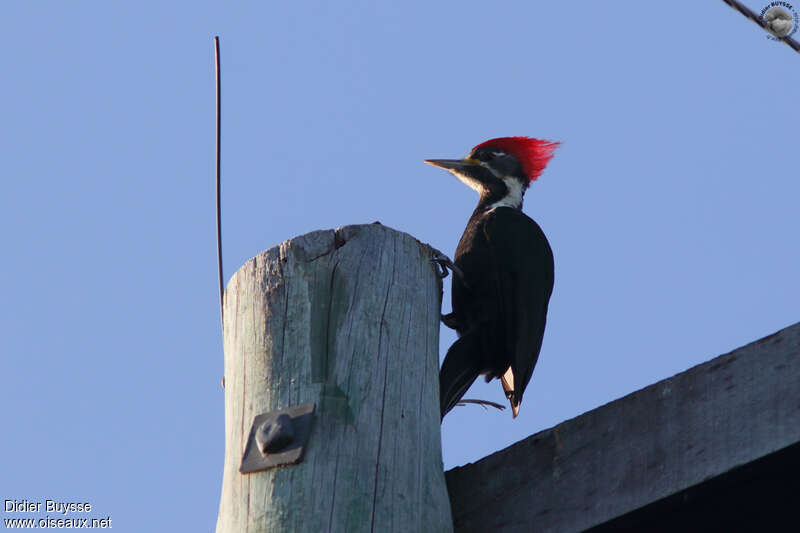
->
[441,312,459,330]
[455,398,507,412]
[430,251,465,280]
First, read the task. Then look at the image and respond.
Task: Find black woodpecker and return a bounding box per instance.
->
[425,136,559,419]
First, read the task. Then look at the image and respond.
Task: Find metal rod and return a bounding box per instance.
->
[720,0,800,54]
[214,36,224,330]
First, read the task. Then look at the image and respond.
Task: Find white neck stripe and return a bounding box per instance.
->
[487,176,524,210]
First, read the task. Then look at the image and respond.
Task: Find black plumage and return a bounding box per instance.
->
[440,206,553,418]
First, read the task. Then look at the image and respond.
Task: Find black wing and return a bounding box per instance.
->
[484,207,554,415]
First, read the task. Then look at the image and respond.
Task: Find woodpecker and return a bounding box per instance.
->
[425,136,559,419]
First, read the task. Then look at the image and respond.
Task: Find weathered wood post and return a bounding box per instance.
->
[216,223,453,532]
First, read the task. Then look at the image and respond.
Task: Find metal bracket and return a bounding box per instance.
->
[239,402,316,474]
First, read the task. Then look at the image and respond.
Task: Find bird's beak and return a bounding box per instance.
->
[424,158,481,172]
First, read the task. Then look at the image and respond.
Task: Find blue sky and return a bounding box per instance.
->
[2,1,798,531]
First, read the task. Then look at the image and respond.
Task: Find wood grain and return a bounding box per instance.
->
[446,322,800,532]
[216,223,453,533]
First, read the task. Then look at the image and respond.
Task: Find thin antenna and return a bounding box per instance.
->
[214,36,224,329]
[720,0,800,54]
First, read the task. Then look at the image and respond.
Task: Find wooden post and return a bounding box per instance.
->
[216,223,453,533]
[445,321,800,532]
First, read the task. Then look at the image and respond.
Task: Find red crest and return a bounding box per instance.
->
[473,136,560,182]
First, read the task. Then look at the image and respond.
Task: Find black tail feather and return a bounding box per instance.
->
[439,333,482,419]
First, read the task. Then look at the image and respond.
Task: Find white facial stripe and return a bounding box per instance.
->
[450,169,487,194]
[488,176,524,210]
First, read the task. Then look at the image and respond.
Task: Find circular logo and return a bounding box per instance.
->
[761,2,799,39]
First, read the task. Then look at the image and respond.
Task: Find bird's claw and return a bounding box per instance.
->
[430,251,464,280]
[441,312,459,329]
[431,257,448,279]
[455,399,507,411]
